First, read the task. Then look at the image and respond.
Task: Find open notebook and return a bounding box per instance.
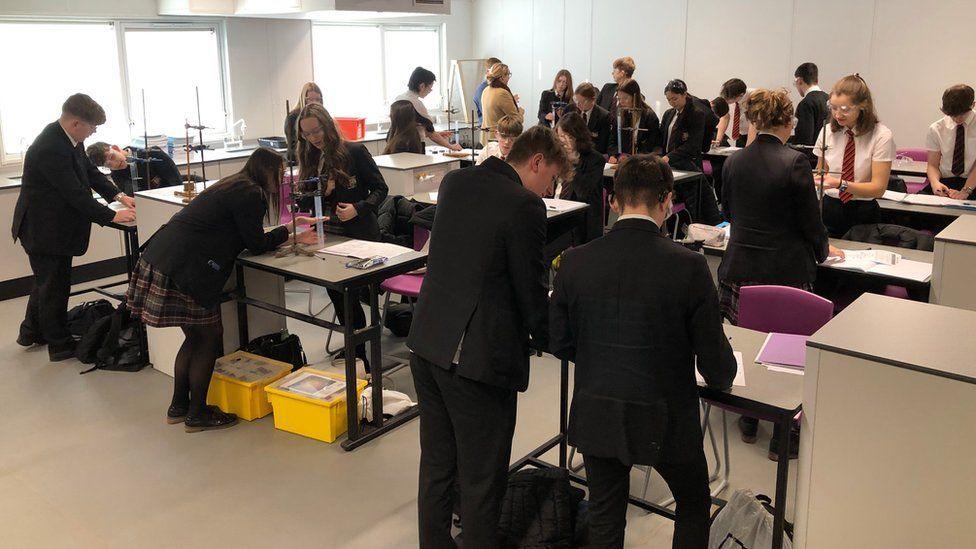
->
[823,249,932,282]
[882,190,976,209]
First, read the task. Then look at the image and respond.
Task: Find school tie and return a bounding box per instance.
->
[952,124,965,176]
[731,103,741,141]
[840,129,856,203]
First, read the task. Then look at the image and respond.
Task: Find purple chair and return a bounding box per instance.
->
[703,159,713,177]
[896,148,929,194]
[379,226,430,330]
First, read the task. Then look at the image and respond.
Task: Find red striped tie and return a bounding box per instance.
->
[731,102,741,141]
[840,129,856,203]
[952,124,965,176]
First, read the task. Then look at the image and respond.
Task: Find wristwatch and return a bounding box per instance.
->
[114,192,125,202]
[964,185,974,197]
[838,180,850,194]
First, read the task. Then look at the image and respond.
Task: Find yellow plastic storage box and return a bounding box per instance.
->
[206,351,293,421]
[264,367,368,443]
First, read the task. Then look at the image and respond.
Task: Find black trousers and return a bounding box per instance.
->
[21,253,73,345]
[411,353,518,549]
[822,196,881,238]
[326,288,367,360]
[582,452,711,549]
[675,175,723,226]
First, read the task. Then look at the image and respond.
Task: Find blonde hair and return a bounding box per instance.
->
[829,74,879,135]
[487,63,511,83]
[613,56,636,77]
[745,88,794,131]
[295,82,322,113]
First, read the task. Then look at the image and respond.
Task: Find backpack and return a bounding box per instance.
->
[241,331,307,372]
[499,467,586,549]
[66,299,115,337]
[383,302,414,337]
[78,304,149,374]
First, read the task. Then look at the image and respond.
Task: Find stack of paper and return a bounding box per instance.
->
[824,249,932,282]
[543,198,586,212]
[756,333,807,374]
[317,240,413,260]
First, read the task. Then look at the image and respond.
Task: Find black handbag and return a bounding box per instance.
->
[241,331,307,371]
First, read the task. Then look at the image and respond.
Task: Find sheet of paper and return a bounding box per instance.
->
[766,365,804,376]
[107,201,129,211]
[429,192,438,201]
[696,351,745,387]
[317,240,413,260]
[902,193,958,206]
[869,258,933,282]
[882,190,908,202]
[824,249,900,273]
[543,198,586,212]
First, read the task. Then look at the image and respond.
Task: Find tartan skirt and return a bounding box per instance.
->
[718,279,814,325]
[126,258,220,327]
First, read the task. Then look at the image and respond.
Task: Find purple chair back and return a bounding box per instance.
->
[737,285,833,336]
[413,226,430,251]
[897,148,927,162]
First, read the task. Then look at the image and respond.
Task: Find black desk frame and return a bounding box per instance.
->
[511,359,798,549]
[234,254,427,451]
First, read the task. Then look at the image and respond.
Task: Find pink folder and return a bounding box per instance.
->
[756,333,808,369]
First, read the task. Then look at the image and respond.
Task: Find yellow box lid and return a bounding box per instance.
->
[265,367,367,407]
[212,351,293,387]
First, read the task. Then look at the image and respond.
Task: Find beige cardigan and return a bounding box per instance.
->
[480,85,524,145]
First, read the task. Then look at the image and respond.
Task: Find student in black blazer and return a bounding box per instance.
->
[538,69,573,127]
[789,63,829,166]
[719,89,842,455]
[407,127,570,548]
[551,155,736,548]
[660,80,706,172]
[574,82,612,154]
[297,103,389,368]
[608,78,662,160]
[554,112,605,244]
[86,142,183,193]
[284,82,323,161]
[12,94,136,361]
[135,148,320,431]
[597,56,636,113]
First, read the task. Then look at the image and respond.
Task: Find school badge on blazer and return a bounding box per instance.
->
[346,176,358,189]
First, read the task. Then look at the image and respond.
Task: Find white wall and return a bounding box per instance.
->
[471,0,976,148]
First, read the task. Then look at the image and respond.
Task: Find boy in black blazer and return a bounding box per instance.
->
[574,82,612,154]
[407,127,571,548]
[12,94,135,361]
[551,155,735,548]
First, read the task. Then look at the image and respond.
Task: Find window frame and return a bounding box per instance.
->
[0,18,231,167]
[311,22,445,121]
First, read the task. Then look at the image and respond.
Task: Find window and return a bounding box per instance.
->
[0,22,128,163]
[0,20,229,166]
[123,24,228,138]
[312,24,443,122]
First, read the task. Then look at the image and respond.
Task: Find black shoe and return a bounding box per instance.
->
[166,403,189,425]
[738,416,759,444]
[16,331,46,347]
[48,340,77,362]
[184,405,238,433]
[767,425,800,461]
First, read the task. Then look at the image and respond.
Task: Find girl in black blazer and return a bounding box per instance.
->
[555,112,605,245]
[284,82,323,161]
[131,148,321,432]
[296,103,389,368]
[660,79,706,172]
[538,69,573,127]
[607,78,661,161]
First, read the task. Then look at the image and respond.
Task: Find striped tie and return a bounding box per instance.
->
[731,102,741,141]
[952,124,965,176]
[840,129,856,203]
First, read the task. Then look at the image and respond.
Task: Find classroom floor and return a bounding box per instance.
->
[0,277,798,548]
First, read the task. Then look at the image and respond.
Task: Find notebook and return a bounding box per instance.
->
[755,333,808,370]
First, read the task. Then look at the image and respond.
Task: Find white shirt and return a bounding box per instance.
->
[665,109,680,150]
[925,110,976,178]
[616,213,660,227]
[60,122,78,148]
[814,122,895,201]
[724,89,754,140]
[476,141,503,165]
[804,85,822,96]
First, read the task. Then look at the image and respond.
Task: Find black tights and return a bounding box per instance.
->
[172,323,223,416]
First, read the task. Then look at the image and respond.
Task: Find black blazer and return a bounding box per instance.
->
[284,110,300,162]
[300,142,389,241]
[407,157,549,391]
[789,90,829,148]
[695,96,720,151]
[141,181,289,308]
[660,99,706,171]
[559,149,605,244]
[12,121,120,257]
[551,218,736,465]
[584,105,612,155]
[596,82,618,113]
[537,89,570,127]
[110,147,182,194]
[608,108,662,157]
[719,134,830,286]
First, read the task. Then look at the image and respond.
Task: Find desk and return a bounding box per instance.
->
[703,237,933,293]
[705,147,928,178]
[511,324,801,549]
[602,163,701,183]
[425,145,477,167]
[236,238,427,450]
[372,153,460,196]
[797,294,976,548]
[931,215,976,310]
[351,131,388,156]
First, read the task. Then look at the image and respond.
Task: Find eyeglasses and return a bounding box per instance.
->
[828,103,860,114]
[300,126,324,138]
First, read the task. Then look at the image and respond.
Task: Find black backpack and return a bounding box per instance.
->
[383,302,414,337]
[66,299,115,337]
[241,331,307,371]
[78,305,149,374]
[499,467,586,548]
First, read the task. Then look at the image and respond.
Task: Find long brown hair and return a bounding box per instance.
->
[296,103,352,189]
[552,69,573,103]
[383,100,424,155]
[617,78,649,112]
[829,74,879,135]
[204,147,282,222]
